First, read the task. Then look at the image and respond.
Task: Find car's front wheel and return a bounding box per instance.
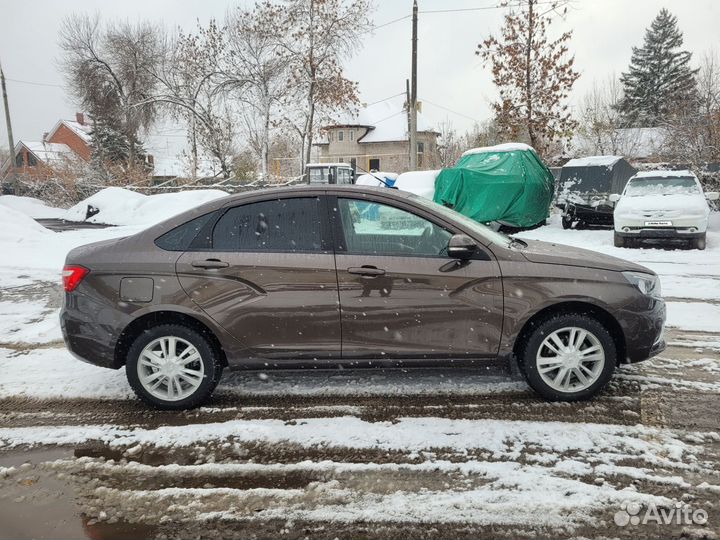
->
[517,313,617,401]
[126,324,223,410]
[613,232,625,247]
[693,233,707,250]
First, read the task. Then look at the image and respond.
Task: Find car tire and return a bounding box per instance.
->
[561,215,573,230]
[693,234,707,250]
[516,313,617,401]
[126,324,223,410]
[613,232,625,248]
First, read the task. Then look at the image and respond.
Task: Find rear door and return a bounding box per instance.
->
[329,194,504,360]
[176,194,340,361]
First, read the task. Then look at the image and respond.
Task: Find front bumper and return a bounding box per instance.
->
[615,227,705,240]
[619,297,666,363]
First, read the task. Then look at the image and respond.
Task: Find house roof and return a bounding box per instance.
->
[20,140,77,164]
[322,98,437,144]
[47,119,93,145]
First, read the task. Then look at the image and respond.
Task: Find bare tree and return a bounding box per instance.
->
[436,119,463,168]
[664,50,720,165]
[476,0,580,156]
[576,77,629,155]
[225,4,289,180]
[281,0,372,167]
[58,14,161,170]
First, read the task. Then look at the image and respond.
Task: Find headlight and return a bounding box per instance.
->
[623,271,661,297]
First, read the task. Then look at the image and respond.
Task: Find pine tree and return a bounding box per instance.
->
[89,116,148,179]
[618,9,698,126]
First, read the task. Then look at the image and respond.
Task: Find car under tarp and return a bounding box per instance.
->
[432,143,555,229]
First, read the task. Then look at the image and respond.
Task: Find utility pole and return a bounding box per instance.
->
[1,60,15,161]
[409,0,418,170]
[0,59,17,193]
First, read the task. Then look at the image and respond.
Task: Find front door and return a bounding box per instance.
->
[176,195,340,361]
[331,195,504,360]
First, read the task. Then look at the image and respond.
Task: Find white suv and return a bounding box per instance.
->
[610,170,718,250]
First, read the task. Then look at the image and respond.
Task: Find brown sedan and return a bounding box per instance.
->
[60,186,665,409]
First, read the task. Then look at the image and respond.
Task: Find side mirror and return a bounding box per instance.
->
[706,191,719,201]
[447,233,477,260]
[608,193,621,203]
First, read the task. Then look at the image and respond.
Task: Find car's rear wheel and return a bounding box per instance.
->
[126,324,223,410]
[613,232,625,247]
[517,314,617,401]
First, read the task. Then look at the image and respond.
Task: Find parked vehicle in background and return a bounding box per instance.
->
[610,170,719,249]
[433,143,554,232]
[305,163,355,185]
[557,156,636,230]
[61,185,665,410]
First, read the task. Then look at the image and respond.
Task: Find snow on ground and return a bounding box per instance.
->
[63,186,228,225]
[0,346,524,401]
[0,195,66,218]
[0,301,62,344]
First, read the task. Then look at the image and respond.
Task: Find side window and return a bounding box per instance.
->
[212,197,324,252]
[337,198,453,257]
[155,211,218,251]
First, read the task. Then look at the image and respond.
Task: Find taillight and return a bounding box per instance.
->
[62,265,89,292]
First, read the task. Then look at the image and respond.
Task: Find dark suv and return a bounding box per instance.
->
[61,186,665,409]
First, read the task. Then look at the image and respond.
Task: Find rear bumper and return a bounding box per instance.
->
[619,297,666,363]
[60,292,125,370]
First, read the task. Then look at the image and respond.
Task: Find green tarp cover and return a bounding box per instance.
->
[433,147,554,227]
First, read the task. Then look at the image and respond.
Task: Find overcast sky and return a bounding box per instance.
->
[1,0,718,160]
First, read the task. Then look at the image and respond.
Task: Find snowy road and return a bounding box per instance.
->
[0,209,719,539]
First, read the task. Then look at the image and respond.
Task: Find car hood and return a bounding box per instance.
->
[616,193,708,214]
[519,239,652,273]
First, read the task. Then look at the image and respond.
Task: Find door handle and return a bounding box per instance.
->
[191,259,229,269]
[347,266,386,277]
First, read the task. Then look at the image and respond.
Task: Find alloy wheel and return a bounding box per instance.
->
[535,326,605,392]
[136,336,205,401]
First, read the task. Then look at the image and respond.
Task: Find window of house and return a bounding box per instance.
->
[338,131,344,142]
[336,198,452,257]
[27,153,37,167]
[369,158,380,171]
[15,153,24,167]
[212,197,324,252]
[349,130,354,141]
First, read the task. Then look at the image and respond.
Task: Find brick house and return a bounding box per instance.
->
[314,99,439,174]
[1,113,92,181]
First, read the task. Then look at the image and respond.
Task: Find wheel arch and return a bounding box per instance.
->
[512,300,626,364]
[114,310,228,368]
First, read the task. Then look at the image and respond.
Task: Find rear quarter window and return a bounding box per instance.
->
[155,211,218,251]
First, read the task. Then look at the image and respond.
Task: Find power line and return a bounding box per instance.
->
[365,92,405,107]
[6,77,63,88]
[421,98,480,124]
[420,1,556,14]
[374,14,411,29]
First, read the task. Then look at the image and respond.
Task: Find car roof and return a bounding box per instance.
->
[223,184,409,204]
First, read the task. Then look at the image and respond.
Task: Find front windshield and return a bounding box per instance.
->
[407,193,513,247]
[625,176,700,197]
